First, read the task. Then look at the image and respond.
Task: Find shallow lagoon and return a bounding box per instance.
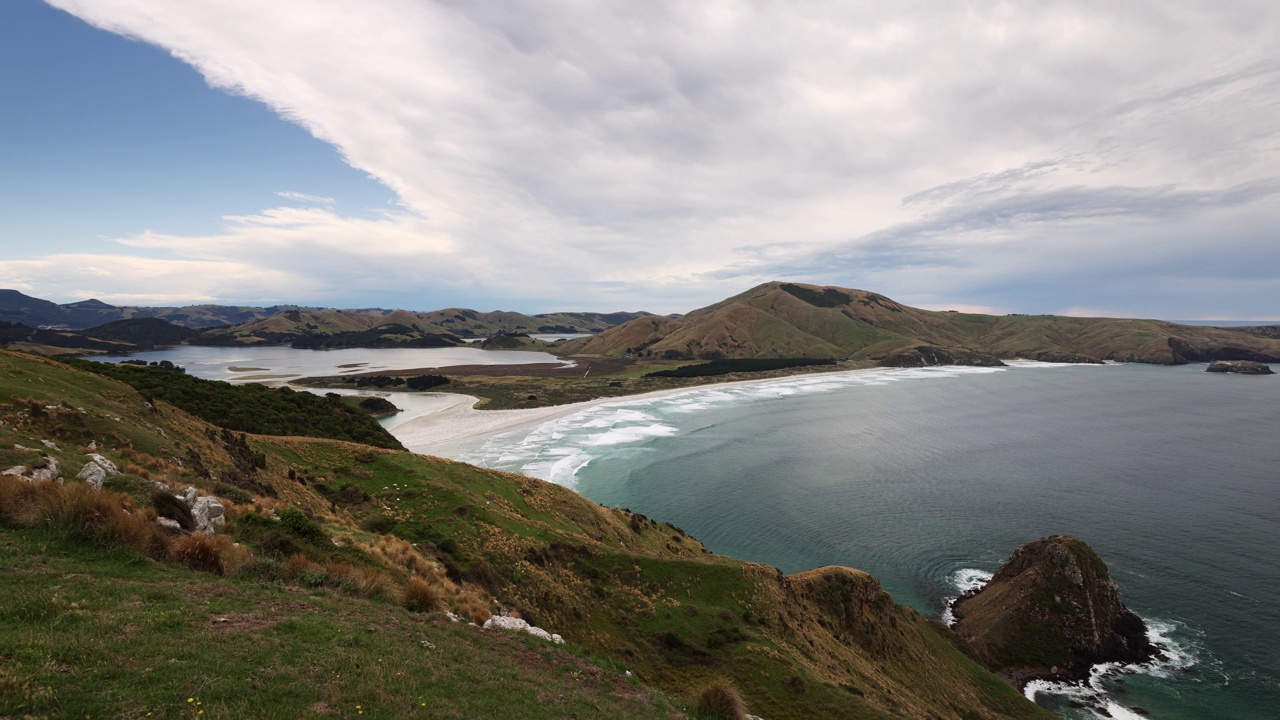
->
[85,345,569,384]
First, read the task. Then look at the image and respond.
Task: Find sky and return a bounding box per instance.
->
[1,1,1277,318]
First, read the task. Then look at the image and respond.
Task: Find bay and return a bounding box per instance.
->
[451,362,1280,719]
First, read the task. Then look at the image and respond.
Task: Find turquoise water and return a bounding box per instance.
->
[455,363,1280,719]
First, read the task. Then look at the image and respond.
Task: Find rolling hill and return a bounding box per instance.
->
[563,282,1280,366]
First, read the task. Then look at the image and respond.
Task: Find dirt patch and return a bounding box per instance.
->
[208,612,279,635]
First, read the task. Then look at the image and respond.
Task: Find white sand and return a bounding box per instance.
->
[390,367,883,457]
[394,392,645,456]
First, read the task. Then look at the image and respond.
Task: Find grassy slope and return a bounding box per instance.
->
[565,282,1280,364]
[0,350,1051,719]
[0,530,682,720]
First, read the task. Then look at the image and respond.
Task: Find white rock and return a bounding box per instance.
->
[1,466,26,477]
[483,615,564,644]
[190,496,225,535]
[76,462,106,490]
[30,456,60,482]
[484,616,530,632]
[86,453,118,475]
[41,439,59,451]
[181,486,198,508]
[154,517,183,534]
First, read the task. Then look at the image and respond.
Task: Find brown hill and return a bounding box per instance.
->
[563,281,1280,365]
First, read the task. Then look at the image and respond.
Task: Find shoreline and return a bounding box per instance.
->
[386,359,1120,456]
[387,363,981,455]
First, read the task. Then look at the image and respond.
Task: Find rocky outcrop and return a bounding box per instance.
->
[4,455,63,483]
[1206,360,1273,375]
[483,614,564,644]
[877,345,1005,368]
[951,536,1156,686]
[150,484,225,535]
[76,453,120,490]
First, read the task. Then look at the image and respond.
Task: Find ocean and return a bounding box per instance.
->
[450,362,1280,719]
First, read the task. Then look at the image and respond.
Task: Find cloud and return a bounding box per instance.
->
[4,252,305,305]
[275,191,335,204]
[37,1,1280,316]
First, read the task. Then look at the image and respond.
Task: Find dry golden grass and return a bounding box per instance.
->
[0,476,170,560]
[170,534,249,576]
[456,592,493,624]
[399,577,444,613]
[694,679,748,720]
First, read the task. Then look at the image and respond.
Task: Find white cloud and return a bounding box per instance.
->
[275,191,335,204]
[38,0,1280,316]
[4,253,306,306]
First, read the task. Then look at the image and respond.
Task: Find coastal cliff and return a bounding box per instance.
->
[951,536,1156,685]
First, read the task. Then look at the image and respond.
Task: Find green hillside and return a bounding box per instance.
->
[0,349,1052,719]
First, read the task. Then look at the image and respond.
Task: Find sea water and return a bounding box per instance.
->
[452,362,1280,719]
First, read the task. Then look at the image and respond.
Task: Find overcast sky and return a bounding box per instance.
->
[2,1,1277,317]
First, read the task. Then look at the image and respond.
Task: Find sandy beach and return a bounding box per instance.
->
[392,386,685,456]
[388,365,896,457]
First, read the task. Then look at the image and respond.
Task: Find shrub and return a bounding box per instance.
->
[694,679,747,720]
[278,506,328,541]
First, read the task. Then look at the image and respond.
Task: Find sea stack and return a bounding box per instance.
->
[951,536,1156,686]
[1205,360,1274,375]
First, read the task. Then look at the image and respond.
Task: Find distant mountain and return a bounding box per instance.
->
[0,290,653,337]
[563,281,1280,365]
[193,307,654,346]
[0,290,331,330]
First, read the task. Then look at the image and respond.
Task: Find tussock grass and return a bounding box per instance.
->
[399,577,444,613]
[0,475,168,559]
[694,679,748,720]
[169,533,248,576]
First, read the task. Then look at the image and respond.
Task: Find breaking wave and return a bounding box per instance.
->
[457,364,1027,487]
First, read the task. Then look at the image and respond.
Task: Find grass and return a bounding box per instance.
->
[0,528,685,719]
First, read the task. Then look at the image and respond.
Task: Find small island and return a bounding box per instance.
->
[1206,360,1274,375]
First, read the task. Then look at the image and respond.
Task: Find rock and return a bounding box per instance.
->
[181,486,199,508]
[190,496,226,535]
[41,439,59,451]
[153,517,185,535]
[1206,360,1273,375]
[951,536,1156,686]
[2,466,26,477]
[30,456,60,482]
[85,453,119,475]
[877,345,1006,368]
[76,462,107,490]
[483,615,565,644]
